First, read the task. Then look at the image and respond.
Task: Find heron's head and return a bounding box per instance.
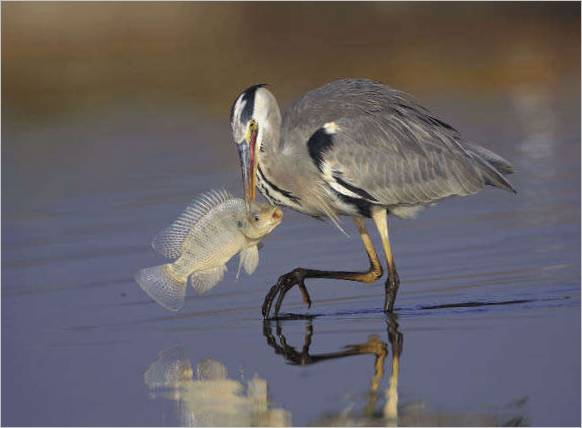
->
[230,84,281,209]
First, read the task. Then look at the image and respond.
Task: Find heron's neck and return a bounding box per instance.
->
[254,115,306,209]
[257,110,282,167]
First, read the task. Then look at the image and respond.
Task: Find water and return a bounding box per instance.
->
[2,90,580,426]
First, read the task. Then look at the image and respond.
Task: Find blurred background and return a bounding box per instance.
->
[2,3,580,426]
[2,2,580,215]
[3,2,580,117]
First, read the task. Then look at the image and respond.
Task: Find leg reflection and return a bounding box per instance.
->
[384,314,403,424]
[262,316,527,426]
[262,314,403,423]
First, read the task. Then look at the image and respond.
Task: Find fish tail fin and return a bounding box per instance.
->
[189,266,226,295]
[135,265,186,311]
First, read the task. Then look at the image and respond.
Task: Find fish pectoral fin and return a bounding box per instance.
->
[237,245,260,278]
[189,266,226,295]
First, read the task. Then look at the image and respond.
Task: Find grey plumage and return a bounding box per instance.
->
[235,78,515,223]
[231,78,516,316]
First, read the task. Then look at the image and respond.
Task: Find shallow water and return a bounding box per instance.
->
[2,89,580,426]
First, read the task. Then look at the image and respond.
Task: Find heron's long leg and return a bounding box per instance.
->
[371,207,400,313]
[262,216,383,319]
[296,217,383,283]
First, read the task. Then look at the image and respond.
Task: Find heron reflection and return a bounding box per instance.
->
[144,347,291,426]
[263,314,402,425]
[263,315,527,427]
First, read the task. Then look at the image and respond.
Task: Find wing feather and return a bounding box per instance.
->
[283,79,515,213]
[316,113,504,208]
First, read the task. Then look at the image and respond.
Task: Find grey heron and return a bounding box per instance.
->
[230,79,515,319]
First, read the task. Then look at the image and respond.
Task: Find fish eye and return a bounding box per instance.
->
[253,214,260,222]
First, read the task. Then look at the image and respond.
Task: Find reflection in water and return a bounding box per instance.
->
[145,317,528,427]
[144,347,291,426]
[263,316,528,427]
[511,85,558,163]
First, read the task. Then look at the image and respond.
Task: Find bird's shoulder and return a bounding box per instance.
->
[283,79,398,128]
[282,79,463,151]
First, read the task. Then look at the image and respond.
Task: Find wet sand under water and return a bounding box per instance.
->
[2,92,580,426]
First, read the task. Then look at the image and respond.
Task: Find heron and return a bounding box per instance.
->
[230,79,515,319]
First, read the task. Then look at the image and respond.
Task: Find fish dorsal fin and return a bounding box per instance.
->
[152,189,233,260]
[236,245,260,278]
[188,265,227,295]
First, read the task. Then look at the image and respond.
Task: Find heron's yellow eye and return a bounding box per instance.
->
[245,120,258,144]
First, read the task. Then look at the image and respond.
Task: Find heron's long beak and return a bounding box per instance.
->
[238,126,258,210]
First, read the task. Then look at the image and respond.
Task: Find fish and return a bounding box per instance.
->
[135,189,283,311]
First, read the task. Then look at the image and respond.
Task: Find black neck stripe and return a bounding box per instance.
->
[257,166,300,204]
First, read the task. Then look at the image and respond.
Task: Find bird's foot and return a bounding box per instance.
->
[262,268,312,319]
[383,270,400,313]
[262,318,314,364]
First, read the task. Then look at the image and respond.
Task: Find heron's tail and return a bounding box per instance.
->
[465,144,516,193]
[135,264,186,311]
[465,144,515,175]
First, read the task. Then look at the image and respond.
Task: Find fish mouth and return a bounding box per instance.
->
[271,207,283,222]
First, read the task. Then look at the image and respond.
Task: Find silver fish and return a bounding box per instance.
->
[135,189,283,311]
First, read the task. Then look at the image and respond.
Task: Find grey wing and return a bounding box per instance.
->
[308,114,514,209]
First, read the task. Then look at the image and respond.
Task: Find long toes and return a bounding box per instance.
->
[262,283,281,318]
[279,272,297,285]
[261,291,271,318]
[297,281,312,308]
[263,270,310,319]
[274,283,293,318]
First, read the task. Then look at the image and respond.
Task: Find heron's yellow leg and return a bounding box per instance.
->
[348,216,383,283]
[371,207,400,312]
[286,217,382,283]
[371,207,394,269]
[262,216,384,318]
